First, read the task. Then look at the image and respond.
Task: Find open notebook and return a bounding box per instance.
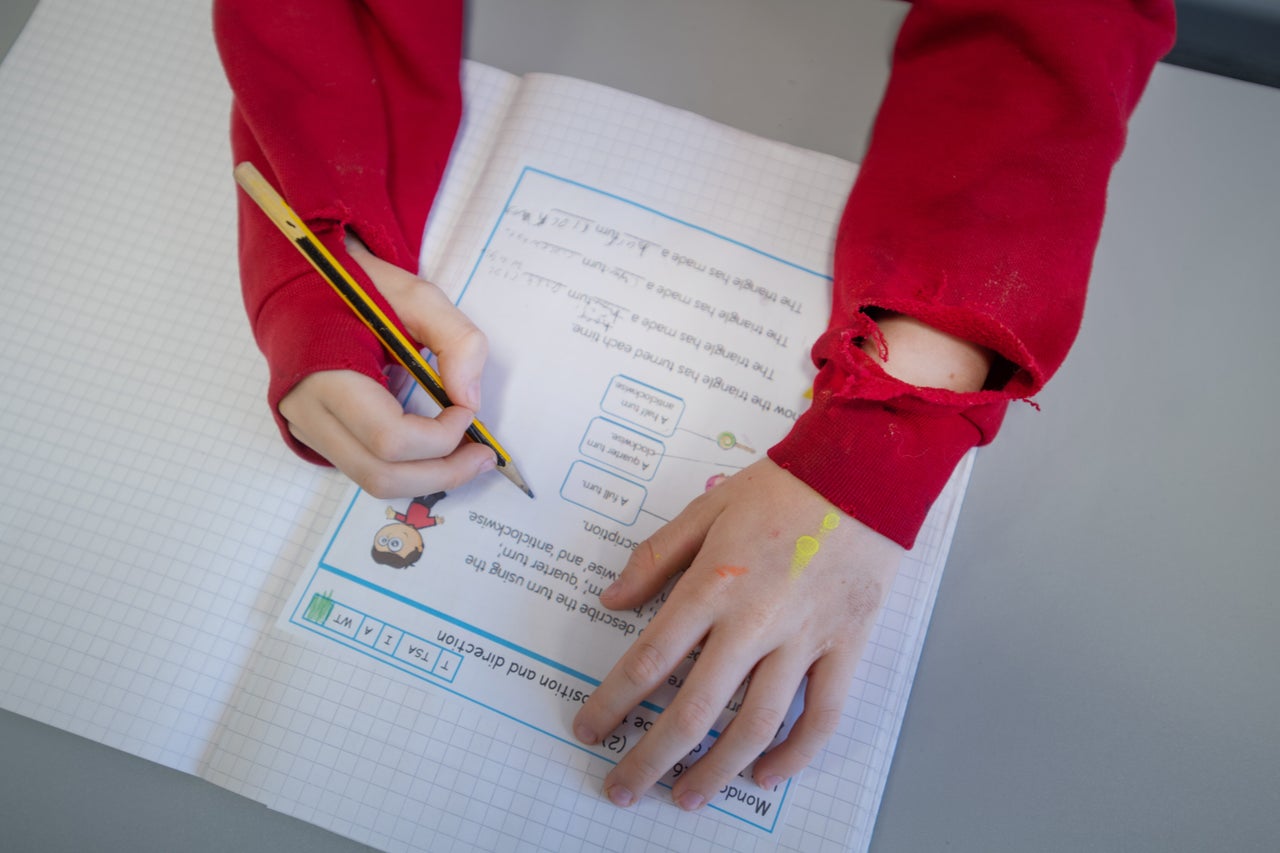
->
[0,1,971,851]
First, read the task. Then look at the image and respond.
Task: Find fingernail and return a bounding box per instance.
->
[466,381,482,410]
[606,783,635,808]
[676,791,705,811]
[572,721,596,744]
[601,579,621,599]
[477,453,497,473]
[759,774,783,790]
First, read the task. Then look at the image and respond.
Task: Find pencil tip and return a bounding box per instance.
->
[497,459,534,498]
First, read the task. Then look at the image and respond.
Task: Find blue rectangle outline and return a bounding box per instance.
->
[578,416,665,481]
[598,373,685,437]
[558,459,648,527]
[301,592,460,684]
[394,628,459,684]
[354,616,382,648]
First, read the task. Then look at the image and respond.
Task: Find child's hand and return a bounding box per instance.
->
[278,237,496,497]
[572,458,903,810]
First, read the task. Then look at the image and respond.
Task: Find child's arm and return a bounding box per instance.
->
[574,319,992,810]
[215,1,475,494]
[576,0,1175,809]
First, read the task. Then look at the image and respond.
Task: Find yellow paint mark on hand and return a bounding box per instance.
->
[790,512,842,579]
[790,535,821,577]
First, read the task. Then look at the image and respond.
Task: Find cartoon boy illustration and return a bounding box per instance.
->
[371,492,446,569]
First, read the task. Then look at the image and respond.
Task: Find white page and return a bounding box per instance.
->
[0,3,971,850]
[418,61,522,283]
[0,0,346,772]
[204,71,975,853]
[428,73,857,304]
[280,165,833,831]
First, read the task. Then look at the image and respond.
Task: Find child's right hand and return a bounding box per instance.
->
[277,237,497,498]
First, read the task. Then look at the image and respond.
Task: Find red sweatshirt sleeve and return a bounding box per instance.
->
[769,0,1175,547]
[215,1,1174,549]
[213,0,464,462]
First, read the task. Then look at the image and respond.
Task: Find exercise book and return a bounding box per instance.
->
[0,2,971,851]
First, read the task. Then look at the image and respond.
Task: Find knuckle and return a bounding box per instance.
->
[732,705,786,747]
[786,739,821,768]
[460,323,488,356]
[282,418,308,446]
[363,423,408,461]
[669,693,718,741]
[620,641,668,689]
[355,467,398,501]
[620,752,666,788]
[782,706,844,768]
[442,321,488,359]
[436,460,475,492]
[278,397,300,423]
[684,753,734,790]
[804,703,845,739]
[681,583,718,615]
[628,537,663,574]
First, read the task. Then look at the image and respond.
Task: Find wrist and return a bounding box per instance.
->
[861,311,993,392]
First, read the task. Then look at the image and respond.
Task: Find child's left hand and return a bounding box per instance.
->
[572,458,904,811]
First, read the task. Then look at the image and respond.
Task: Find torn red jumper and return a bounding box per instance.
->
[214,0,1176,548]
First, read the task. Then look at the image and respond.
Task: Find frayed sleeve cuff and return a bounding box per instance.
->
[768,327,1008,549]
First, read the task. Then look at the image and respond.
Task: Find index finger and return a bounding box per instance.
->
[572,593,708,749]
[347,239,488,410]
[595,627,758,808]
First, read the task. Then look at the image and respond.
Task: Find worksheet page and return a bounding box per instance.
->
[282,165,832,829]
[226,70,972,853]
[2,0,975,846]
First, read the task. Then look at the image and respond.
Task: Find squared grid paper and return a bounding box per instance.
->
[418,62,522,283]
[202,67,976,853]
[0,0,346,772]
[0,1,974,848]
[430,73,857,306]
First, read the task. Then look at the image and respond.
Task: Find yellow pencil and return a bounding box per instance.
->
[233,161,533,498]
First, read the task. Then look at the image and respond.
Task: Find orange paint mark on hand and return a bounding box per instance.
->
[715,565,749,579]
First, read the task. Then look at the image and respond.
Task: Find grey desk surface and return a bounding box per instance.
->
[3,2,1278,851]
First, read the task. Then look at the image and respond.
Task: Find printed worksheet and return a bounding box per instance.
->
[282,167,833,831]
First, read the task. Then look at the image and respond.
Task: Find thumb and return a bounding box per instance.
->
[601,488,727,610]
[345,235,488,411]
